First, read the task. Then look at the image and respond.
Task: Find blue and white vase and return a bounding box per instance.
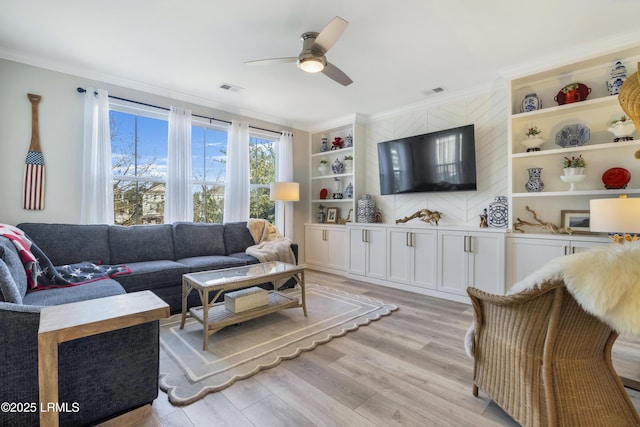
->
[525,168,544,192]
[344,182,353,199]
[357,194,376,223]
[521,93,541,113]
[606,61,627,96]
[487,196,508,228]
[320,136,329,152]
[331,158,344,174]
[345,134,353,147]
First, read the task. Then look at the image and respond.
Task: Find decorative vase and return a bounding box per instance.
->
[563,167,584,176]
[332,178,343,199]
[318,164,329,175]
[607,61,628,96]
[320,136,329,152]
[525,168,544,192]
[522,135,545,152]
[560,171,586,191]
[331,158,344,174]
[521,93,541,112]
[344,182,353,199]
[357,194,376,223]
[608,120,636,142]
[345,134,353,147]
[343,159,353,173]
[316,206,326,223]
[487,196,508,228]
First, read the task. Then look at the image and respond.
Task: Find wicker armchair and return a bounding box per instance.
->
[467,280,640,427]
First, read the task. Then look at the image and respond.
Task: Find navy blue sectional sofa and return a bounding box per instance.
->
[0,221,297,426]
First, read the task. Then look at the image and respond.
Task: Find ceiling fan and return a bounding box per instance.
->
[245,16,353,86]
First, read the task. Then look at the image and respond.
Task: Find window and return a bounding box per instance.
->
[110,105,277,225]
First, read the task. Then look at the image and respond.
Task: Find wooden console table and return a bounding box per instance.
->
[38,291,169,427]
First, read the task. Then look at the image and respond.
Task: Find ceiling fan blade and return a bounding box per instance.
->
[245,57,297,66]
[322,62,353,86]
[313,16,348,53]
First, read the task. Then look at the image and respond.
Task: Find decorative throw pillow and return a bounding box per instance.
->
[0,258,22,304]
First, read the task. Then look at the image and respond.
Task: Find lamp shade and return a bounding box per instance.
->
[590,197,640,233]
[270,182,300,202]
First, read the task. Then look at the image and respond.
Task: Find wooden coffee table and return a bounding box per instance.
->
[180,261,307,350]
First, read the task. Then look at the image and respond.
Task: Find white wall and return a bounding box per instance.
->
[0,59,309,244]
[362,86,509,226]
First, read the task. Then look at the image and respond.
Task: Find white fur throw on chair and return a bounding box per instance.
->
[466,240,640,357]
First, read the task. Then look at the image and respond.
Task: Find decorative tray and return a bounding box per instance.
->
[554,83,591,105]
[602,167,631,189]
[555,124,590,148]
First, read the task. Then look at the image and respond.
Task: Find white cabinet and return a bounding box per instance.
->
[348,226,386,280]
[506,235,609,288]
[437,230,505,296]
[387,228,437,290]
[506,46,640,229]
[304,225,348,272]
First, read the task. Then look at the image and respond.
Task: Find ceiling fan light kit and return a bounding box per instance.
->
[246,16,353,86]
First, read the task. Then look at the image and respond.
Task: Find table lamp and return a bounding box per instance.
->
[590,195,640,243]
[270,182,299,237]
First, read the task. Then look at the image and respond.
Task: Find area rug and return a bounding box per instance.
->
[158,284,398,405]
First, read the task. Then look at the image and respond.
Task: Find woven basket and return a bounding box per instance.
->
[618,61,640,134]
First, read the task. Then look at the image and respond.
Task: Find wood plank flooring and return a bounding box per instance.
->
[128,270,640,427]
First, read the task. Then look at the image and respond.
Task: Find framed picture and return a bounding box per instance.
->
[561,210,591,233]
[326,207,338,224]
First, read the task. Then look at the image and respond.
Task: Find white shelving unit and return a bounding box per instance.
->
[507,45,640,228]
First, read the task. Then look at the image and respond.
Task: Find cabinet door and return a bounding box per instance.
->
[366,228,387,280]
[326,228,348,271]
[505,237,566,289]
[411,229,437,289]
[468,232,505,294]
[305,226,328,266]
[349,227,367,276]
[387,229,412,284]
[569,239,609,254]
[437,230,468,295]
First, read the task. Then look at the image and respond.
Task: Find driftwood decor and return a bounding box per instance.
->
[513,206,573,235]
[336,208,353,225]
[396,209,442,226]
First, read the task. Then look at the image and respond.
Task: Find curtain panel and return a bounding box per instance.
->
[276,131,294,236]
[223,120,250,222]
[164,106,193,224]
[80,87,113,224]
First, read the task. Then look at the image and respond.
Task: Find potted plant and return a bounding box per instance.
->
[343,155,353,173]
[522,126,544,152]
[318,159,329,175]
[562,155,586,176]
[608,115,636,141]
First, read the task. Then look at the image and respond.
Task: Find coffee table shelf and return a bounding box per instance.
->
[188,291,299,330]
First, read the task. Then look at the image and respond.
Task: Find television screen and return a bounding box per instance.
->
[377,124,477,195]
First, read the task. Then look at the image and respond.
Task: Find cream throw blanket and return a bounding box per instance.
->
[465,240,640,357]
[246,219,296,265]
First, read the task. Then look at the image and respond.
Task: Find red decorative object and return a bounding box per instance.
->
[602,167,631,190]
[554,83,591,105]
[331,137,344,150]
[319,188,328,199]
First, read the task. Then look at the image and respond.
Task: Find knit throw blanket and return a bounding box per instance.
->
[246,218,296,265]
[0,224,130,291]
[466,240,640,357]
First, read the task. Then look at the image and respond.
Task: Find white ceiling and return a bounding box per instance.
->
[2,0,640,130]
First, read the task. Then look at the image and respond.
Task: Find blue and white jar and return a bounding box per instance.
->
[344,182,353,199]
[521,93,541,113]
[525,168,544,192]
[331,158,344,174]
[607,61,627,96]
[320,136,329,152]
[357,194,376,223]
[345,134,353,147]
[487,196,508,228]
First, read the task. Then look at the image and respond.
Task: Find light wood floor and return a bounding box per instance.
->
[131,270,640,427]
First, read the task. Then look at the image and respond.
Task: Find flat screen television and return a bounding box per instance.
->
[377,124,477,195]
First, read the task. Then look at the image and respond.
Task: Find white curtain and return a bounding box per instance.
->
[164,106,193,224]
[80,87,113,224]
[276,131,294,236]
[223,120,250,222]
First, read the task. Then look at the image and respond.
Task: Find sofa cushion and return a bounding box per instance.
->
[113,260,189,293]
[177,255,247,273]
[0,238,27,302]
[226,252,260,265]
[17,223,111,265]
[109,225,175,264]
[22,279,125,306]
[223,222,256,256]
[173,222,226,259]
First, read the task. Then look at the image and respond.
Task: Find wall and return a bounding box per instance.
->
[0,59,309,245]
[362,86,509,226]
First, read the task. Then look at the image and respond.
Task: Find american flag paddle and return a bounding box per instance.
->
[23,93,45,210]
